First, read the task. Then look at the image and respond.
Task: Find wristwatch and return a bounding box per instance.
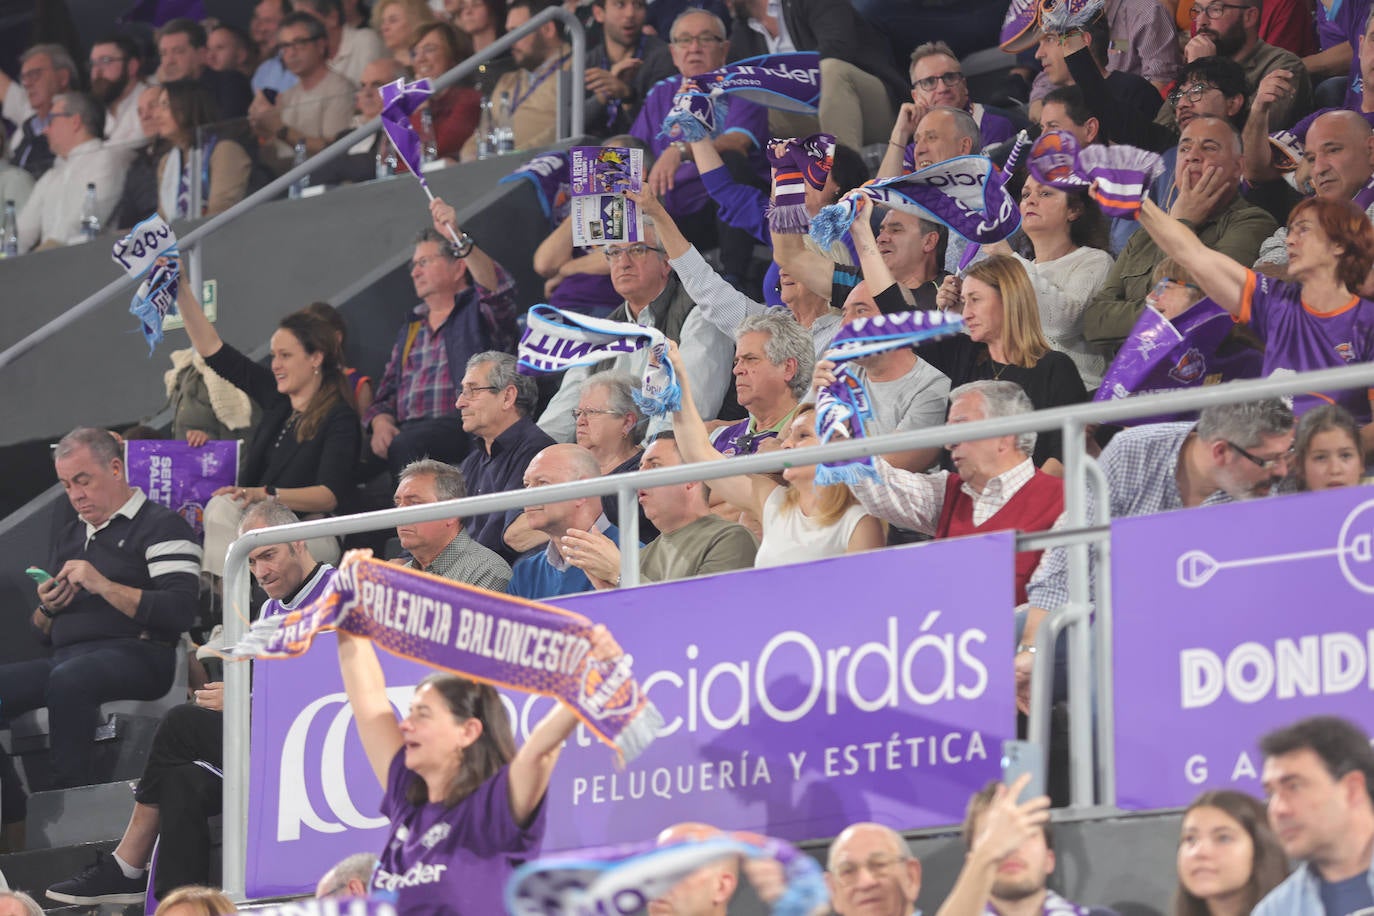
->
[276,124,292,144]
[265,486,278,498]
[37,603,55,619]
[673,140,691,161]
[452,231,476,258]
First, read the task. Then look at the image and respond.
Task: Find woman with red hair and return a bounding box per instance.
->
[1138,195,1374,441]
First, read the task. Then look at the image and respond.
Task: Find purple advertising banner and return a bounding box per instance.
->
[1112,486,1374,810]
[247,533,1016,897]
[124,439,238,535]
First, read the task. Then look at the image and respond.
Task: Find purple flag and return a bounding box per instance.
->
[1095,298,1263,423]
[377,77,433,178]
[125,439,239,535]
[1113,487,1374,809]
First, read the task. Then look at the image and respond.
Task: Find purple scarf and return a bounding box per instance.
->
[1028,130,1163,219]
[767,133,836,235]
[499,151,572,228]
[660,51,821,142]
[814,311,967,486]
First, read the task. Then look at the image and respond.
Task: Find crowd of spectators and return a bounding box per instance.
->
[6,0,1374,912]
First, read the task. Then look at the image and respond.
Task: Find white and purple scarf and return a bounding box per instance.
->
[1027,130,1164,219]
[506,832,827,916]
[814,311,967,486]
[810,155,1021,251]
[767,133,836,235]
[111,214,180,354]
[517,304,681,415]
[986,890,1091,916]
[660,51,821,142]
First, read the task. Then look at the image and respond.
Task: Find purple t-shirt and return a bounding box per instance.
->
[372,752,547,915]
[631,75,767,217]
[1241,271,1374,421]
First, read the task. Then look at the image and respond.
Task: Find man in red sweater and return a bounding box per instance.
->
[844,379,1064,604]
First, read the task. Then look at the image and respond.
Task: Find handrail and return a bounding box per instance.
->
[0,5,586,375]
[219,358,1374,898]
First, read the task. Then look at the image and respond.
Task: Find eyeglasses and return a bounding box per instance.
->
[603,243,665,262]
[20,66,52,84]
[89,55,127,69]
[833,854,909,886]
[48,110,77,120]
[1190,2,1249,18]
[280,36,324,51]
[912,71,965,92]
[1227,441,1293,471]
[411,255,447,270]
[670,33,725,47]
[459,384,501,398]
[1168,82,1219,105]
[572,407,623,420]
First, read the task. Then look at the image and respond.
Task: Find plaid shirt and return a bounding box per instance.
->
[1026,422,1233,611]
[406,527,511,593]
[849,456,1047,534]
[365,265,517,426]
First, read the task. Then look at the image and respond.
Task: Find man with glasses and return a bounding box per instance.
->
[456,352,557,563]
[88,35,150,147]
[366,217,519,481]
[156,19,254,120]
[250,0,298,94]
[248,11,355,170]
[16,92,129,252]
[294,0,386,86]
[937,777,1117,916]
[535,223,734,443]
[882,40,1018,180]
[1159,0,1311,130]
[508,444,624,599]
[1,43,77,178]
[1020,399,1295,717]
[826,822,922,916]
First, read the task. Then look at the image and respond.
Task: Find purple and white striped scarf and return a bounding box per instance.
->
[111,214,180,354]
[660,51,821,142]
[506,832,827,916]
[1028,130,1164,219]
[809,156,1021,250]
[814,311,967,486]
[767,133,836,235]
[516,304,681,415]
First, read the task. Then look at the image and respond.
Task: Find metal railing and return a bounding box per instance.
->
[220,360,1374,896]
[0,5,586,374]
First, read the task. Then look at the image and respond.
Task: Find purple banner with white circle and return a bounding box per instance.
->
[246,533,1016,898]
[1112,487,1374,810]
[124,439,238,535]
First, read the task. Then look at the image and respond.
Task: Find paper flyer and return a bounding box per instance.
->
[569,146,643,248]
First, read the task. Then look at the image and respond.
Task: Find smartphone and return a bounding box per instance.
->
[201,657,224,683]
[25,567,52,585]
[262,88,279,104]
[1001,739,1046,803]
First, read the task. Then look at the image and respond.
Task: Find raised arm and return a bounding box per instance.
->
[628,186,690,259]
[337,631,403,788]
[172,260,225,359]
[430,196,499,292]
[848,200,891,289]
[665,342,772,516]
[507,625,621,824]
[1137,197,1249,315]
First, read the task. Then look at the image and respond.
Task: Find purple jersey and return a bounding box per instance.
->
[1241,271,1374,422]
[373,752,546,916]
[631,76,767,217]
[260,563,335,619]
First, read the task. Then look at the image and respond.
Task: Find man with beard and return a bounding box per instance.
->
[583,0,671,138]
[88,36,150,147]
[1018,399,1294,715]
[1157,0,1311,130]
[460,0,571,159]
[936,775,1117,916]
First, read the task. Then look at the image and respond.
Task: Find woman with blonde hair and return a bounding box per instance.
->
[372,0,436,66]
[663,340,885,568]
[926,255,1088,471]
[153,886,236,916]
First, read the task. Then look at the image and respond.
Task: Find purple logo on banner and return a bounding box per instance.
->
[246,533,1016,898]
[124,439,238,535]
[1112,487,1374,810]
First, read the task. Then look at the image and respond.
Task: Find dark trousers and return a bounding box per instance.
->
[386,416,472,479]
[0,638,175,789]
[134,703,222,898]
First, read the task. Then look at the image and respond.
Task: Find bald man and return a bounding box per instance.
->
[648,822,739,916]
[1255,110,1374,274]
[508,444,626,600]
[826,822,922,916]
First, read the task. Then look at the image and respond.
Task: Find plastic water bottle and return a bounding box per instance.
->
[80,183,100,242]
[495,92,514,154]
[289,141,309,199]
[419,108,438,167]
[476,95,494,160]
[1,200,17,258]
[375,146,395,180]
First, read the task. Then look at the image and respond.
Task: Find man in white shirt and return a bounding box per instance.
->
[88,35,151,148]
[17,92,129,252]
[295,0,386,86]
